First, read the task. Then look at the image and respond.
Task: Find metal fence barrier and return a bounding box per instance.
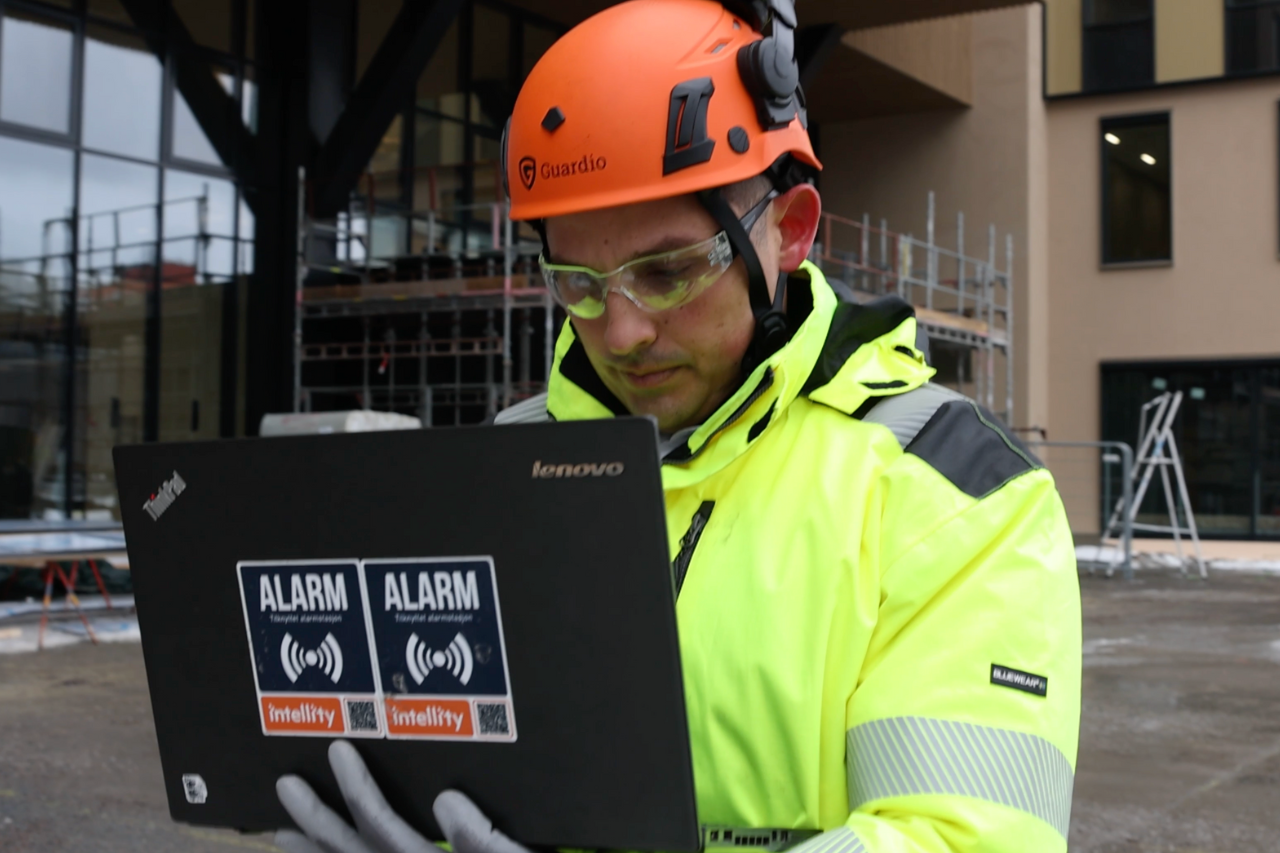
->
[1026,440,1134,579]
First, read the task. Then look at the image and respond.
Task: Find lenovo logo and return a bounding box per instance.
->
[143,471,186,521]
[532,460,625,479]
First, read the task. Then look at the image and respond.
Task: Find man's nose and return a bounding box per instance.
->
[602,290,658,357]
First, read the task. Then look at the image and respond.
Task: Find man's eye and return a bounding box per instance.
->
[564,273,598,291]
[642,265,692,282]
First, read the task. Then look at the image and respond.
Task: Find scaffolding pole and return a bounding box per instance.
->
[1005,233,1014,423]
[292,199,550,426]
[809,193,1014,421]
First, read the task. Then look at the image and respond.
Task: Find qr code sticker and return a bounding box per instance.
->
[476,702,510,736]
[347,700,379,732]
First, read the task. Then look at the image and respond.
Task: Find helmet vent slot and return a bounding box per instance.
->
[541,107,566,132]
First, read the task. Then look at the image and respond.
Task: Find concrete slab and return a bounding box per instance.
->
[2,571,1279,850]
[1071,571,1280,852]
[0,641,276,852]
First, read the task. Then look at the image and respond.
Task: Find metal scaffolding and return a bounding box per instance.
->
[811,191,1015,422]
[294,182,554,426]
[297,187,1017,427]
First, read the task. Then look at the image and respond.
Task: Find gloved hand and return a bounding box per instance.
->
[275,739,532,853]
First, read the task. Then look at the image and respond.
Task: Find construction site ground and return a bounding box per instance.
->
[2,569,1279,852]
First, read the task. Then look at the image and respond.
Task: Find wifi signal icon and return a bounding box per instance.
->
[281,632,344,684]
[406,632,473,686]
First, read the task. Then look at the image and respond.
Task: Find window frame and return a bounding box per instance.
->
[1099,111,1173,268]
[0,0,253,518]
[379,0,565,255]
[0,0,82,143]
[1101,357,1280,540]
[1224,0,1280,77]
[162,46,241,176]
[1081,0,1155,93]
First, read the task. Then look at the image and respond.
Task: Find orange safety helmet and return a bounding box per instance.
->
[503,0,822,373]
[503,0,820,222]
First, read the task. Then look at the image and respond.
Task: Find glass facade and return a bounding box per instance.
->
[1082,0,1154,92]
[0,0,253,520]
[363,0,562,256]
[1102,361,1280,539]
[1226,0,1280,76]
[1100,113,1171,264]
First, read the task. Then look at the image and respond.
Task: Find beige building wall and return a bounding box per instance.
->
[845,14,974,106]
[1044,0,1082,96]
[820,4,1050,430]
[1046,77,1280,530]
[1155,0,1224,83]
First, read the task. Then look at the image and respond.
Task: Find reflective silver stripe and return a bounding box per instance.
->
[847,716,1074,838]
[493,393,550,425]
[861,383,967,448]
[788,827,866,853]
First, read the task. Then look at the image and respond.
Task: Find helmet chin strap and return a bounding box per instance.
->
[697,187,792,379]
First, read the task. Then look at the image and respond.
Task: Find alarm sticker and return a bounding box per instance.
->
[362,557,516,741]
[237,556,515,743]
[237,560,383,737]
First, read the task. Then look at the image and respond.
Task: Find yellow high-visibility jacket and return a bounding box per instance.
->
[497,261,1081,852]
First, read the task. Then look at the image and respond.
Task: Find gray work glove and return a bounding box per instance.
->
[275,739,532,853]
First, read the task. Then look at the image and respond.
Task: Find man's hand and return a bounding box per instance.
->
[275,740,532,853]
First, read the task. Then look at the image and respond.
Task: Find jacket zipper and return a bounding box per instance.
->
[673,501,715,595]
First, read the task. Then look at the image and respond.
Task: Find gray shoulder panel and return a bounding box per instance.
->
[493,393,551,425]
[904,400,1042,498]
[861,383,968,448]
[861,383,1040,498]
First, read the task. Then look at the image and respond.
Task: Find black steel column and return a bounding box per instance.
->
[245,2,314,435]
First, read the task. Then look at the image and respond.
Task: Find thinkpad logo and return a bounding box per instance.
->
[143,471,186,521]
[532,460,625,479]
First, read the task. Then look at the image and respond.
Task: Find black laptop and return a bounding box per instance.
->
[113,418,699,852]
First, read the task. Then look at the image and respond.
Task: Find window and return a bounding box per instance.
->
[82,27,162,159]
[1102,361,1280,539]
[365,1,565,254]
[1226,0,1280,75]
[0,10,74,134]
[0,0,253,519]
[1101,113,1171,264]
[1082,0,1154,92]
[0,138,74,520]
[171,67,237,165]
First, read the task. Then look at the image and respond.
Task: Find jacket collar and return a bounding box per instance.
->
[546,261,935,489]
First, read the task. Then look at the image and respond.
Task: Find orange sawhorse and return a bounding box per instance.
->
[37,561,101,651]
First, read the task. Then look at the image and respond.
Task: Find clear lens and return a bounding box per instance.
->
[540,232,733,319]
[547,268,606,319]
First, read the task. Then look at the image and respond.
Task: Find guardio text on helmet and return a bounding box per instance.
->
[540,154,608,182]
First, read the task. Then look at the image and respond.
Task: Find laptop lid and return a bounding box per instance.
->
[114,418,698,852]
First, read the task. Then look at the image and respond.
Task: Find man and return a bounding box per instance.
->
[273,1,1082,852]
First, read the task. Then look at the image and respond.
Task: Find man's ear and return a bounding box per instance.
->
[774,183,822,273]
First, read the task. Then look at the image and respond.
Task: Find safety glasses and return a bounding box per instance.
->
[539,231,736,319]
